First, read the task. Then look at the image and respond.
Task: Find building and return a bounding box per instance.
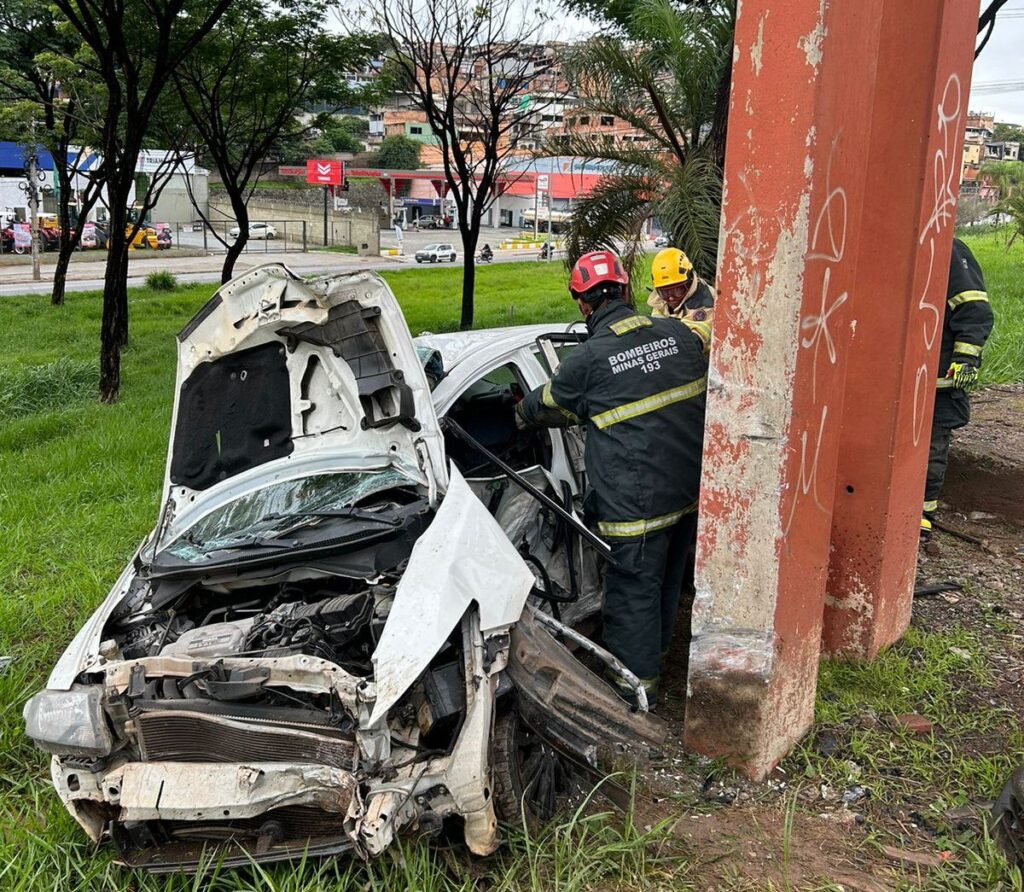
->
[985,140,1020,162]
[0,141,207,226]
[959,111,1022,195]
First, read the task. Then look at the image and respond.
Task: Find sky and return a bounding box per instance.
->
[971,0,1024,125]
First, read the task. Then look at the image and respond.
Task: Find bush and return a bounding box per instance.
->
[0,357,96,421]
[145,270,178,291]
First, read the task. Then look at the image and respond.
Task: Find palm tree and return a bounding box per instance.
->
[548,0,735,280]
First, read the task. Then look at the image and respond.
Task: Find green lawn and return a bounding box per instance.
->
[0,239,1021,890]
[955,230,1024,383]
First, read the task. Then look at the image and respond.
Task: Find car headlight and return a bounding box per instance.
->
[23,687,114,757]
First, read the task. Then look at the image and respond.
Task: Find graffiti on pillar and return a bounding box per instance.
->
[912,72,963,446]
[784,137,848,537]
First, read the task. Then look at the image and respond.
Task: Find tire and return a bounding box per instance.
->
[993,766,1024,868]
[416,258,422,263]
[267,232,276,240]
[491,708,584,832]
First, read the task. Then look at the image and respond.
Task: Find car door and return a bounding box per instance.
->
[434,348,603,626]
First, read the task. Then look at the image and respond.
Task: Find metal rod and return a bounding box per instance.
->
[529,606,648,712]
[441,417,614,561]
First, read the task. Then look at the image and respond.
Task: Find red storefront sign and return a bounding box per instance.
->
[305,159,344,186]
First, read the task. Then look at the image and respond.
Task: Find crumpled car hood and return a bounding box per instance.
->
[155,264,446,551]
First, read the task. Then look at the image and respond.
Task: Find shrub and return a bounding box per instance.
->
[145,270,178,291]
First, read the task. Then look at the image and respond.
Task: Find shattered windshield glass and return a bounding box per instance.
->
[164,468,413,562]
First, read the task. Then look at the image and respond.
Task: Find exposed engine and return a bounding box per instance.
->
[106,578,394,675]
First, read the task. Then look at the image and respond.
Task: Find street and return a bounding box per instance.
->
[0,225,564,296]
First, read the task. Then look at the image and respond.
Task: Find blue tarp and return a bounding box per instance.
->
[0,141,100,173]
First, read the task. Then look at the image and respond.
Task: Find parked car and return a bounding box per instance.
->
[228,221,278,240]
[415,215,443,229]
[654,233,671,247]
[23,264,662,873]
[415,242,457,263]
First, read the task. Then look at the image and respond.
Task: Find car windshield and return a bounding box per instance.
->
[163,468,412,562]
[423,244,439,251]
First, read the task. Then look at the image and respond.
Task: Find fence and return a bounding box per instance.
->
[178,220,307,254]
[0,219,309,257]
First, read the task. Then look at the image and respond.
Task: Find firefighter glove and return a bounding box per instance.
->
[947,358,980,392]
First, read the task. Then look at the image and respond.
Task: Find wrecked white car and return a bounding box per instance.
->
[24,264,664,872]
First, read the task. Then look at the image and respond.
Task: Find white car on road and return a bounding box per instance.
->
[415,243,456,263]
[23,264,662,873]
[229,222,278,240]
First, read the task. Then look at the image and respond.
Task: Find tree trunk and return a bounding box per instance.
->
[51,241,73,307]
[460,223,479,330]
[53,171,93,306]
[99,199,130,402]
[99,245,129,403]
[221,196,250,283]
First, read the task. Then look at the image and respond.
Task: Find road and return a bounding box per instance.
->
[0,226,563,297]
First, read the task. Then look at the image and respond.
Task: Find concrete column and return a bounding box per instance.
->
[823,1,978,658]
[684,0,885,779]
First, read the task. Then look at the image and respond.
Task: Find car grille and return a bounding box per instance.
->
[136,710,357,770]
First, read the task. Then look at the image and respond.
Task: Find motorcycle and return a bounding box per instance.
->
[476,248,494,263]
[537,242,552,261]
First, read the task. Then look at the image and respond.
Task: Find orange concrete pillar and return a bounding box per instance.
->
[823,2,977,659]
[683,0,885,778]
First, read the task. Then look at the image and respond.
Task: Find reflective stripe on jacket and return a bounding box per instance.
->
[518,300,708,536]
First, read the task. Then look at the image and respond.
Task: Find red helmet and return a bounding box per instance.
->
[568,250,629,298]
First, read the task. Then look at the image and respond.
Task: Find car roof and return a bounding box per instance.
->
[414,321,582,374]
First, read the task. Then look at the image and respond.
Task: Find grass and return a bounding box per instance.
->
[0,236,1021,890]
[960,228,1024,384]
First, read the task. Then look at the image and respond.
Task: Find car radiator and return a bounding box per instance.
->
[135,710,357,770]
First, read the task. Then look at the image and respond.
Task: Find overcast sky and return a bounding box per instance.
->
[971,1,1024,125]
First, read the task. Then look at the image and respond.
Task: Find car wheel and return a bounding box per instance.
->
[993,765,1024,867]
[491,707,584,832]
[266,232,275,240]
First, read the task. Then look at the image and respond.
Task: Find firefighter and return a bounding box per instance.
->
[516,250,709,706]
[647,247,715,353]
[922,238,995,539]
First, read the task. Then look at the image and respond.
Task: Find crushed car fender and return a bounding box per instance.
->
[367,464,535,726]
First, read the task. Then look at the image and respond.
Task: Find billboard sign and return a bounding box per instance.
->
[306,159,344,186]
[536,174,549,192]
[13,223,32,249]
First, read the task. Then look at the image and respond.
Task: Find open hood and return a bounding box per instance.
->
[154,264,447,550]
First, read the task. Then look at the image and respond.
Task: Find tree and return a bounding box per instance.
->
[993,122,1024,145]
[51,0,233,403]
[372,134,421,170]
[0,1,106,306]
[172,0,379,283]
[375,0,565,329]
[324,125,365,154]
[551,0,733,281]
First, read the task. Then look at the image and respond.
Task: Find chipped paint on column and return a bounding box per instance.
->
[687,0,893,778]
[687,0,830,777]
[822,0,979,660]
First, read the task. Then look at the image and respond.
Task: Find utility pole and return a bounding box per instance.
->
[29,152,41,281]
[323,185,329,246]
[533,182,539,239]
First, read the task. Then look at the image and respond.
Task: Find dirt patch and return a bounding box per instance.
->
[943,384,1024,526]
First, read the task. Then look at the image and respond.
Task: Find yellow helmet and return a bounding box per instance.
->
[651,247,695,289]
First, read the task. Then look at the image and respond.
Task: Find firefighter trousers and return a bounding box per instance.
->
[601,514,698,683]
